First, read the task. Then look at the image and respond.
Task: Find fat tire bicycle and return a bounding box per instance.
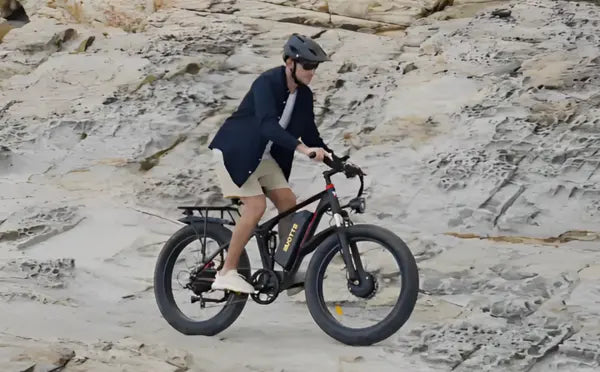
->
[153,153,419,346]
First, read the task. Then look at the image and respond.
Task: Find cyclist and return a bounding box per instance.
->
[208,34,336,293]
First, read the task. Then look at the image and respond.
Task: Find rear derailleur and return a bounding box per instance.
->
[186,262,227,308]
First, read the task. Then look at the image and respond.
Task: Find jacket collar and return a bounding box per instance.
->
[277,65,290,95]
[277,64,307,96]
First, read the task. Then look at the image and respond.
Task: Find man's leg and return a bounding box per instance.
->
[211,194,266,293]
[211,155,266,293]
[266,187,297,238]
[259,159,297,236]
[222,194,266,272]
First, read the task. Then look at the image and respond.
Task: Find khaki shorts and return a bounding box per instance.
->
[213,152,290,198]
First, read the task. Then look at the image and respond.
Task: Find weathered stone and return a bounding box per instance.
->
[398,313,575,371]
[0,335,194,372]
[1,0,600,371]
[0,206,84,249]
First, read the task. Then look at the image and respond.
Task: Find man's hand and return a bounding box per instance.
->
[296,143,331,162]
[306,147,332,162]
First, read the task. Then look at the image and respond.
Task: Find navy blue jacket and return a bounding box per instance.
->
[208,65,333,187]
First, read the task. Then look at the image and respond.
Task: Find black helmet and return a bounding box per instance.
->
[283,33,330,63]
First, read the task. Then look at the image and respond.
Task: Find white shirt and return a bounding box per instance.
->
[262,90,297,160]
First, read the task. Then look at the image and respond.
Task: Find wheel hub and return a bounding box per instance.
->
[188,262,216,295]
[348,272,378,299]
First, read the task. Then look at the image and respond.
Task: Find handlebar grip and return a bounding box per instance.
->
[308,151,342,170]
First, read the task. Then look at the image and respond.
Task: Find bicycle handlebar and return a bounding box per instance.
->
[308,151,365,197]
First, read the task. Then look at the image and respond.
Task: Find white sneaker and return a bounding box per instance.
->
[211,269,255,294]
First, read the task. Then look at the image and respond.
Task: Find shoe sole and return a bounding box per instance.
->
[211,284,255,294]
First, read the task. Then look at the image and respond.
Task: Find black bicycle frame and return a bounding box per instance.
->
[180,176,363,288]
[254,180,359,283]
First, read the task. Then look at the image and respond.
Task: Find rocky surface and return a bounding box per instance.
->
[1,333,196,371]
[0,205,84,249]
[1,0,600,371]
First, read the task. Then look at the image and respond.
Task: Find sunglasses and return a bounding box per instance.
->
[298,61,319,71]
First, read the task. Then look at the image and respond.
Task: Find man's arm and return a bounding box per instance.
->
[252,75,303,152]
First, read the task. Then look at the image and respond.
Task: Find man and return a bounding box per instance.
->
[207,33,335,293]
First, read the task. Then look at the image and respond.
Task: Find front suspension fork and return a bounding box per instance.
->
[326,184,366,283]
[333,214,365,282]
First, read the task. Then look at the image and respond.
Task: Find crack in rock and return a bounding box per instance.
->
[444,230,600,245]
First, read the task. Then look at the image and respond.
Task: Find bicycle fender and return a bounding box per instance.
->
[178,216,231,225]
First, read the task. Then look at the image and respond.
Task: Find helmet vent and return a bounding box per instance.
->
[283,33,329,63]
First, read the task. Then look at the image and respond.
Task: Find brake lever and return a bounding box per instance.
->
[310,151,365,178]
[324,154,345,171]
[309,152,366,198]
[343,163,366,178]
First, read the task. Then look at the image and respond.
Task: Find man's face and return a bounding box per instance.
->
[287,59,318,85]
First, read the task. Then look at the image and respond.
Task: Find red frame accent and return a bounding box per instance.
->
[299,211,319,249]
[296,183,335,256]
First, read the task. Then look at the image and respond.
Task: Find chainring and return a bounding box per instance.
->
[250,269,280,305]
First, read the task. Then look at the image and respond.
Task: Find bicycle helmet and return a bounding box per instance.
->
[283,34,330,86]
[283,33,330,63]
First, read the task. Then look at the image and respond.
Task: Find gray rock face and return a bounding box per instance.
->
[1,0,600,371]
[13,257,75,288]
[398,313,575,371]
[384,0,600,238]
[0,206,84,249]
[0,257,77,305]
[0,334,194,372]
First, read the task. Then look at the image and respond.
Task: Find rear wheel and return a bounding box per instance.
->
[153,223,251,335]
[304,224,419,346]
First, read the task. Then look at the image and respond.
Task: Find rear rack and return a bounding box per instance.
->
[177,201,241,225]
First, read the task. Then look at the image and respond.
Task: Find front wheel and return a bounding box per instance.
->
[304,224,419,346]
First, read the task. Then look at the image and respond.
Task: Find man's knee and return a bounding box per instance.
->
[281,193,297,210]
[240,195,267,219]
[284,190,297,206]
[269,188,297,211]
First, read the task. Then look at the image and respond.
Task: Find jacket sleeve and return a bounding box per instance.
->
[252,75,301,151]
[301,89,334,154]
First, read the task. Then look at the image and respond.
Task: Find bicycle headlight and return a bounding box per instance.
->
[349,197,366,213]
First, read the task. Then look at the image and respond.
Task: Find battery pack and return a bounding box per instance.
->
[274,210,313,270]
